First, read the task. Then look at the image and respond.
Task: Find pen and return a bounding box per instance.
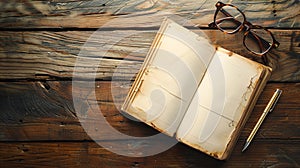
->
[242,89,282,152]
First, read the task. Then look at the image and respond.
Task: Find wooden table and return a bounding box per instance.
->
[0,0,299,167]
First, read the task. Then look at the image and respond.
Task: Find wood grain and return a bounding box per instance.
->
[1,0,299,167]
[0,0,298,29]
[0,140,299,168]
[0,82,299,141]
[0,30,299,81]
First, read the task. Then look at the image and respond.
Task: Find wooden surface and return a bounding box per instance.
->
[0,0,299,167]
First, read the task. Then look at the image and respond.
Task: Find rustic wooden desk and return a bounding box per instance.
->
[0,1,299,167]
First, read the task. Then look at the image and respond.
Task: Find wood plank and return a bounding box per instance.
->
[1,1,298,167]
[0,82,299,141]
[0,0,298,29]
[0,140,299,168]
[0,30,299,81]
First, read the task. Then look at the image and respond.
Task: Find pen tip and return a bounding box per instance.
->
[242,141,250,152]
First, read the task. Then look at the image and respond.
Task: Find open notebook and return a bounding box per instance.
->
[121,19,271,160]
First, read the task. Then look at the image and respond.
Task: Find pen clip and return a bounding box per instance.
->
[269,89,282,112]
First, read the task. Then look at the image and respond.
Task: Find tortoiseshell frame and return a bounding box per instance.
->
[209,1,280,56]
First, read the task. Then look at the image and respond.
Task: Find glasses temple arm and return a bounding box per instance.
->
[208,7,280,50]
[221,8,280,48]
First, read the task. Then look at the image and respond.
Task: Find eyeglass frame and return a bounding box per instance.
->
[208,1,280,56]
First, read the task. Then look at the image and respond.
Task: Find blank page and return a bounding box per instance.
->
[177,48,265,156]
[126,19,215,136]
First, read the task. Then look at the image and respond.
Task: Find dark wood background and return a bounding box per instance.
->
[0,0,299,167]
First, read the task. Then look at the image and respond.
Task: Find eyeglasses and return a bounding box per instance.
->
[209,1,280,56]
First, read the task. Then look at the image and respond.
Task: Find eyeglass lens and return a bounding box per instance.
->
[244,29,274,55]
[215,4,275,55]
[215,5,244,33]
